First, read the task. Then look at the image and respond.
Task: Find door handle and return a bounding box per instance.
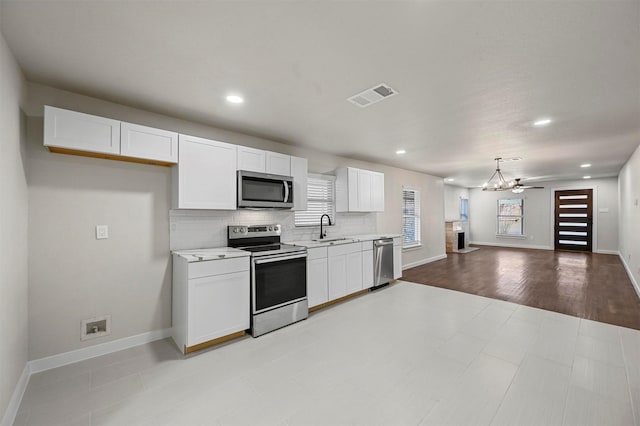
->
[284,181,290,203]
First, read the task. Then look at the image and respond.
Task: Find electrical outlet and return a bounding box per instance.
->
[96,225,109,240]
[80,315,111,341]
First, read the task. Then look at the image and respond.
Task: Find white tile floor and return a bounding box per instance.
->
[15,281,640,426]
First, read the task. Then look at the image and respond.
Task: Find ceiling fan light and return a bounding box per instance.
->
[512,187,524,194]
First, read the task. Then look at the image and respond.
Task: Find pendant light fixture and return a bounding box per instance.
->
[482,157,515,191]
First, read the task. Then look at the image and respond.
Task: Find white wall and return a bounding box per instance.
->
[618,144,640,294]
[469,177,619,253]
[444,184,469,221]
[24,82,445,359]
[0,16,28,422]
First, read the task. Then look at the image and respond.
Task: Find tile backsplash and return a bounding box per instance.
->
[169,209,377,250]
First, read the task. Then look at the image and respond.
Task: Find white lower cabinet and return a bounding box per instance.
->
[172,255,250,353]
[327,253,347,300]
[362,247,374,289]
[393,237,402,279]
[307,247,328,308]
[328,242,363,300]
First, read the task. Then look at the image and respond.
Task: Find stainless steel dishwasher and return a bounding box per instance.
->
[373,238,394,288]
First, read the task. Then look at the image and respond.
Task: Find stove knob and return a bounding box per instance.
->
[268,226,273,231]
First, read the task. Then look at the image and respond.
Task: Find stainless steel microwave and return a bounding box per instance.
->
[237,170,294,209]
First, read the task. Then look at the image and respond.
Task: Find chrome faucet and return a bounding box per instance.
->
[319,214,332,239]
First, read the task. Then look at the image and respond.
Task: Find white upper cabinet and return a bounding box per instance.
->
[44,105,120,155]
[237,146,267,172]
[266,151,291,175]
[237,147,292,176]
[290,156,308,211]
[371,171,385,211]
[335,167,385,212]
[120,122,178,163]
[174,134,237,210]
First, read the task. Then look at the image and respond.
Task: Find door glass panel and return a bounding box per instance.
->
[559,195,588,200]
[559,240,588,246]
[559,204,588,208]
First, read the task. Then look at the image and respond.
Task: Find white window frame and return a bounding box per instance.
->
[496,198,525,237]
[294,173,336,227]
[402,187,421,249]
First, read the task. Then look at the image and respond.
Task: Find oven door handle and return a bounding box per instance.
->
[254,253,307,264]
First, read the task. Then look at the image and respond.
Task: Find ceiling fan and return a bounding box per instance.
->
[511,178,544,193]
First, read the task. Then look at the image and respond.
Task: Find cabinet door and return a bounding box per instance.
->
[290,156,308,211]
[177,135,237,209]
[328,254,347,300]
[44,105,120,155]
[265,151,291,175]
[307,257,328,308]
[393,244,402,279]
[347,168,359,211]
[121,122,178,163]
[345,250,363,294]
[371,172,385,212]
[362,249,373,289]
[187,270,250,346]
[237,146,266,173]
[357,170,373,212]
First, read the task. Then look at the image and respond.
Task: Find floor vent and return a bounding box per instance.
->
[347,83,398,108]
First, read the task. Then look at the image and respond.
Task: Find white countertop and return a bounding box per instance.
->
[285,233,402,248]
[345,233,402,241]
[172,247,250,262]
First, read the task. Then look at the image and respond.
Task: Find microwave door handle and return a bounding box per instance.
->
[284,181,290,202]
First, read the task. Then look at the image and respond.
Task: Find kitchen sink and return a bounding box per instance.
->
[311,237,347,242]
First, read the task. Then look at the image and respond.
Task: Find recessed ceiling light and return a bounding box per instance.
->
[395,149,406,155]
[583,175,591,179]
[445,178,455,182]
[533,118,552,127]
[580,163,591,168]
[226,95,244,104]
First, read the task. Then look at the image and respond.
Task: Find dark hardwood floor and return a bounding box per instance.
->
[401,245,640,330]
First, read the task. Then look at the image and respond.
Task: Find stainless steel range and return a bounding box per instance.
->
[228,224,308,337]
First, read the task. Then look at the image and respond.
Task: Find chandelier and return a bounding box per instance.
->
[482,158,515,191]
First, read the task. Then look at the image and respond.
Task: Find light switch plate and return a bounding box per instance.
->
[96,225,109,240]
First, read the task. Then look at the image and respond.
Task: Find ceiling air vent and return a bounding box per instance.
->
[347,83,398,108]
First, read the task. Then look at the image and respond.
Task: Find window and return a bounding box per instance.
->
[402,188,421,247]
[497,198,524,236]
[460,198,469,220]
[294,174,335,227]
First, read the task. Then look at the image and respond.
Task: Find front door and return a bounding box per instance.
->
[554,189,593,252]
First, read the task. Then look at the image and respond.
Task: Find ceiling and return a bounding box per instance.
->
[1,1,639,187]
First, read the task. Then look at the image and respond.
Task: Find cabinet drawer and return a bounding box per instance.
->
[328,242,360,257]
[307,246,328,260]
[188,257,249,279]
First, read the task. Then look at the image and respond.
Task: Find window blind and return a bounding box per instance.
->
[402,188,420,246]
[294,175,336,227]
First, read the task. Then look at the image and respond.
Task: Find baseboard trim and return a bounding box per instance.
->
[402,253,447,270]
[469,241,553,251]
[29,327,172,374]
[594,249,620,255]
[619,253,640,300]
[1,363,31,426]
